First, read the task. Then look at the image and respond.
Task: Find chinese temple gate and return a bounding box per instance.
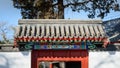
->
[14,19,108,68]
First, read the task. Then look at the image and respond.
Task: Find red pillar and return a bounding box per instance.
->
[31,50,37,68]
[50,63,52,68]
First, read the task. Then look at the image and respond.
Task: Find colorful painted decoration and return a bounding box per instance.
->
[34,45,81,50]
[18,41,103,50]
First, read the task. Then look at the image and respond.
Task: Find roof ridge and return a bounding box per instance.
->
[18,19,102,25]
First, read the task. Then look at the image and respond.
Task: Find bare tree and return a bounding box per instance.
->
[10,25,16,42]
[0,22,9,44]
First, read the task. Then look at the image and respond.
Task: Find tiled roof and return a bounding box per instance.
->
[103,18,120,42]
[15,19,106,42]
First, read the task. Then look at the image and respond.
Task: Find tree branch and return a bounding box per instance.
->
[64,1,90,8]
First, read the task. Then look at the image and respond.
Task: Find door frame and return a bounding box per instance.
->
[31,50,88,68]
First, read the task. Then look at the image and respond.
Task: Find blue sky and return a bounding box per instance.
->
[0,0,21,26]
[0,0,120,40]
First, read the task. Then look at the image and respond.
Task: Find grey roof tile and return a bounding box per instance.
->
[15,19,106,42]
